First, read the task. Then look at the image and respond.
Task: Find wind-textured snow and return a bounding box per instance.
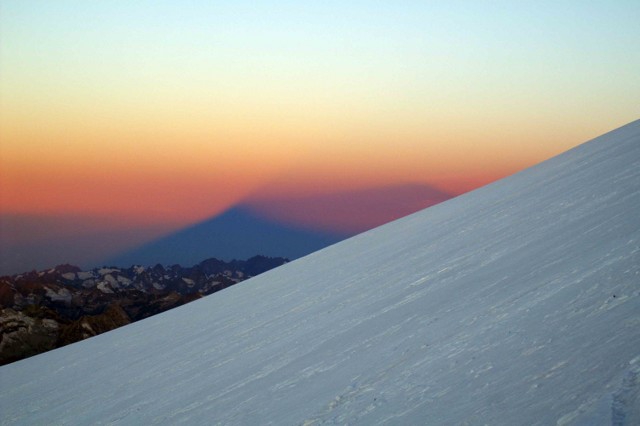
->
[1,121,640,425]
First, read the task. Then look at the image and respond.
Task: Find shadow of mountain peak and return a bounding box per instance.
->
[103,205,346,268]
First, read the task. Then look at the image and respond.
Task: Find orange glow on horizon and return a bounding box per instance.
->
[0,114,589,227]
[2,1,638,274]
[2,90,560,226]
[2,3,635,231]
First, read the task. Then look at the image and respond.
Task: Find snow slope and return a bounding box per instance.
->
[1,120,639,425]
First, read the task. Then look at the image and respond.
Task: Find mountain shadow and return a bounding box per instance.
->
[247,183,454,234]
[104,205,346,267]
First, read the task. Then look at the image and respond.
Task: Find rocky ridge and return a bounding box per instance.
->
[0,256,287,365]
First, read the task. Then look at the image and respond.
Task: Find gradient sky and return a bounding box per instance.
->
[1,1,639,270]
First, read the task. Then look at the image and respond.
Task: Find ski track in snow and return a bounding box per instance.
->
[1,120,640,425]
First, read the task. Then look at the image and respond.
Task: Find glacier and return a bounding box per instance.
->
[1,120,639,425]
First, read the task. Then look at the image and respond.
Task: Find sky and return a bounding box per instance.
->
[1,1,639,271]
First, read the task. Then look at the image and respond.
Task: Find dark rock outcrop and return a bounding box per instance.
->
[0,255,287,365]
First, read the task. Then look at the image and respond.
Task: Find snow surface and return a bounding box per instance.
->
[1,121,640,425]
[61,272,76,280]
[43,287,72,304]
[76,271,94,280]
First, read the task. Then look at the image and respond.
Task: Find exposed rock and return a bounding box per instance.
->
[0,308,59,365]
[0,255,287,365]
[58,304,131,346]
